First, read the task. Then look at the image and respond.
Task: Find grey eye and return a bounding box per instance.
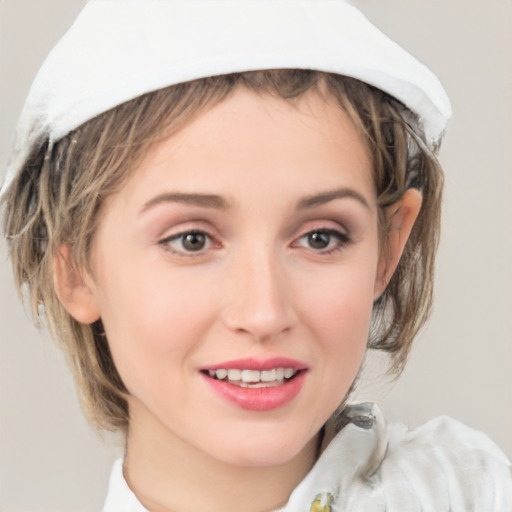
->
[181,232,207,251]
[307,231,331,249]
[295,228,351,253]
[161,230,212,254]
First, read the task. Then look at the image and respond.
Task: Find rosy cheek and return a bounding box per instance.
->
[303,267,374,324]
[121,283,213,356]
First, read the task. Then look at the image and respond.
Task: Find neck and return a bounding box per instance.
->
[124,404,320,512]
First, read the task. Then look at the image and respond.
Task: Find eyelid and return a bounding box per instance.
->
[158,228,219,256]
[291,225,353,254]
[292,217,350,239]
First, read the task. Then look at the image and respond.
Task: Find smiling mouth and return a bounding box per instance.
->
[201,368,301,388]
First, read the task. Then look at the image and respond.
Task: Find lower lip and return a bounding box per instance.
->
[201,371,307,411]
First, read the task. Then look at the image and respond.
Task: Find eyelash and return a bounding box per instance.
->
[159,230,216,256]
[294,228,352,254]
[158,227,352,257]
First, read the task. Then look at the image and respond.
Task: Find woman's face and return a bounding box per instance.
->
[87,88,383,467]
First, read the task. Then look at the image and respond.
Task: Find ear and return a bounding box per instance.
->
[374,188,422,298]
[53,246,101,324]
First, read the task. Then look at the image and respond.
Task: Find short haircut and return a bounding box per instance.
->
[2,70,443,432]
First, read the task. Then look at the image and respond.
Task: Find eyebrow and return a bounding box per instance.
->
[140,187,370,214]
[296,188,370,210]
[140,192,229,213]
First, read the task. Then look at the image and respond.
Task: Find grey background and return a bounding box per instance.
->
[1,1,511,510]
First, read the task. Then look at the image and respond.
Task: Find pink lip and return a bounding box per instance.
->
[201,357,308,371]
[201,371,307,411]
[199,357,308,411]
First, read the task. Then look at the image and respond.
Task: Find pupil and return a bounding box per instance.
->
[183,232,206,251]
[308,232,330,249]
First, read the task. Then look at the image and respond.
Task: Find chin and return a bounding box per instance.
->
[205,425,320,468]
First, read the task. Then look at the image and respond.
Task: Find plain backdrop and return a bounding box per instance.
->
[1,1,511,510]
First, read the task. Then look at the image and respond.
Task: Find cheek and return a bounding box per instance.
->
[287,260,377,427]
[297,257,377,383]
[300,259,377,339]
[94,259,220,386]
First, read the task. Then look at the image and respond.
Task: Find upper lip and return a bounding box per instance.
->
[200,357,308,371]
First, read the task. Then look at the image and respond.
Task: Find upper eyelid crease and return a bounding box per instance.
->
[299,229,351,244]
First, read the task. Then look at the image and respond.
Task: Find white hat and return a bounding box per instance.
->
[0,0,451,197]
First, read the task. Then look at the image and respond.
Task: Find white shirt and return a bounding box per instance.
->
[102,403,512,512]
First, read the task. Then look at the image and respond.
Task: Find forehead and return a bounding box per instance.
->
[160,88,368,184]
[105,87,375,215]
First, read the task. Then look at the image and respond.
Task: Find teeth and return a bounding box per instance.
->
[261,369,276,382]
[284,368,295,379]
[216,369,228,380]
[206,367,299,386]
[227,369,241,380]
[241,369,260,383]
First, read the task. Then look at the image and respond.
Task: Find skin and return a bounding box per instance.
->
[55,87,421,512]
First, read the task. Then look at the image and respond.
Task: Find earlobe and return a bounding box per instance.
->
[374,188,423,298]
[53,246,101,324]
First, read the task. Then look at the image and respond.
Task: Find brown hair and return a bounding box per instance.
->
[2,70,443,432]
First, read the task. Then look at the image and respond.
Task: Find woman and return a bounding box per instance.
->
[1,1,511,510]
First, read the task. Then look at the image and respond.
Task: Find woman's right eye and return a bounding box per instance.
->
[159,230,213,254]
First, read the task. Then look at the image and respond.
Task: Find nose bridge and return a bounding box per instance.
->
[223,240,296,341]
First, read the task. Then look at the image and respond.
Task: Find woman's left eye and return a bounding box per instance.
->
[159,230,214,254]
[295,229,351,253]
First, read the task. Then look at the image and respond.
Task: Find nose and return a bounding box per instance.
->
[221,247,298,343]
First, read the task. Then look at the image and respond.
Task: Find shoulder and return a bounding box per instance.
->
[289,403,512,512]
[387,413,510,465]
[380,414,512,511]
